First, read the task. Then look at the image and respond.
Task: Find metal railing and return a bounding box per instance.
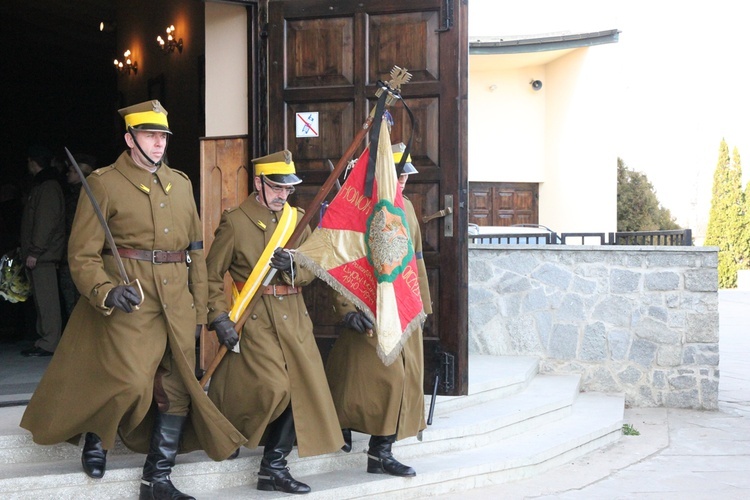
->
[469,227,693,246]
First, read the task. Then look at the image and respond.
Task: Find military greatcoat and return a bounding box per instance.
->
[205,194,344,458]
[20,152,246,459]
[325,197,432,440]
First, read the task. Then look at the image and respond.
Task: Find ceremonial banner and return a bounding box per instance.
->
[294,119,425,365]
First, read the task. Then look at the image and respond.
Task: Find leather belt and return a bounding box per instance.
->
[235,281,302,296]
[103,248,187,264]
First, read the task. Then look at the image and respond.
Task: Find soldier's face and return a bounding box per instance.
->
[398,173,409,191]
[255,177,294,211]
[126,130,168,168]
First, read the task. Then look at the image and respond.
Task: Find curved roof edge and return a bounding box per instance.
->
[470,29,620,55]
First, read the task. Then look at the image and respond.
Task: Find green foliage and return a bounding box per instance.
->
[617,158,681,231]
[622,423,640,436]
[705,140,747,288]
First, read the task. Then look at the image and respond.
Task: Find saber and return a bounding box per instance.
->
[64,147,144,306]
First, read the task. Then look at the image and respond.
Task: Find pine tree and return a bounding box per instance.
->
[705,140,744,288]
[617,158,680,231]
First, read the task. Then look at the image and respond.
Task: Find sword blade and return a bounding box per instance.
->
[65,147,131,285]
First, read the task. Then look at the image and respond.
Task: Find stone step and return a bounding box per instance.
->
[191,392,625,499]
[0,357,624,499]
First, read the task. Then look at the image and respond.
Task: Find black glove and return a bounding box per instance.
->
[194,325,203,340]
[104,285,141,313]
[210,312,239,350]
[270,247,292,272]
[343,311,374,334]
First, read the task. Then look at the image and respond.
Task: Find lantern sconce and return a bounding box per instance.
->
[157,25,183,54]
[114,50,137,75]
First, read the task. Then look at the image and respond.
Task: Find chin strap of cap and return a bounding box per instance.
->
[128,126,167,167]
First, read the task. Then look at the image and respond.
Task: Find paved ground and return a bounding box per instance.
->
[440,289,750,499]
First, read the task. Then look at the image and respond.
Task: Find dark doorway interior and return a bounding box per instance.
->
[1,1,118,404]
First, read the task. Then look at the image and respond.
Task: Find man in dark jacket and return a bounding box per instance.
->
[19,145,65,356]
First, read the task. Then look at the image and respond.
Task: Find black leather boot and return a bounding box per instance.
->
[257,406,311,494]
[138,413,195,500]
[81,432,107,479]
[367,434,416,477]
[341,428,352,453]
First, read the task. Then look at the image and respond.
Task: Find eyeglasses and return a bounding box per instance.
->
[265,182,295,195]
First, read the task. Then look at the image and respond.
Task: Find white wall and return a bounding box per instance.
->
[541,45,619,234]
[205,2,248,137]
[468,61,546,183]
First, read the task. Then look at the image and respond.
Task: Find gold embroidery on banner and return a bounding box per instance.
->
[340,185,373,213]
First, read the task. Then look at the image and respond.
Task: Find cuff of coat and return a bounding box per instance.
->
[91,282,115,316]
[207,307,225,327]
[195,309,208,325]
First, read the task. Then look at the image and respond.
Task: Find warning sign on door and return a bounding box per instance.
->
[295,112,319,138]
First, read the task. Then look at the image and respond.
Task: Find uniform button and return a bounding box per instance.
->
[251,314,257,320]
[278,296,284,301]
[164,228,169,233]
[282,314,288,320]
[162,279,168,285]
[153,178,158,184]
[342,302,349,307]
[305,311,309,316]
[191,303,195,309]
[209,307,215,312]
[272,218,277,223]
[163,304,168,309]
[160,202,166,208]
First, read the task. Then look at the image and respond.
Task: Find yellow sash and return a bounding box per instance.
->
[229,203,297,322]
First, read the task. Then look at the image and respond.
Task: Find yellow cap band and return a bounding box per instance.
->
[124,110,170,130]
[255,160,296,176]
[393,152,412,163]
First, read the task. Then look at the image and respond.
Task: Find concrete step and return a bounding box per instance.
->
[0,356,624,499]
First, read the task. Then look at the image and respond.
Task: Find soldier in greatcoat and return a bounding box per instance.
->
[20,100,246,500]
[205,150,344,494]
[325,143,432,477]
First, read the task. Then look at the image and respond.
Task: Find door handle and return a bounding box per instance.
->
[422,206,453,223]
[422,195,454,237]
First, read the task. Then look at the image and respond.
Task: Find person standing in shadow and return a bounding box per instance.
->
[19,144,65,357]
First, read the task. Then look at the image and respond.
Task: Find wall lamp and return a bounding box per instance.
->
[99,20,116,33]
[530,79,543,91]
[157,25,183,54]
[114,50,138,75]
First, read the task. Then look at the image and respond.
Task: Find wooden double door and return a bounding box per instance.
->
[203,0,468,396]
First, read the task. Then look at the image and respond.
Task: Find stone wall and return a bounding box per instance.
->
[468,245,719,409]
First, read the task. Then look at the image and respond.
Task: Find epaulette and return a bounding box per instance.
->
[295,207,306,215]
[223,206,239,214]
[171,169,190,182]
[90,165,116,177]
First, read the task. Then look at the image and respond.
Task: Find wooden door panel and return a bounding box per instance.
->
[267,0,466,396]
[199,136,250,369]
[286,18,354,88]
[287,101,356,165]
[369,12,440,83]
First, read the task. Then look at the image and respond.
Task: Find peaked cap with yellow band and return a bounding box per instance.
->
[252,149,301,185]
[392,142,418,175]
[118,100,172,135]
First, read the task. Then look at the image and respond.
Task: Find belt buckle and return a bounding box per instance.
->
[152,250,163,264]
[272,285,279,297]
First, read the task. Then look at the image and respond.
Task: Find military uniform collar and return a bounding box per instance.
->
[115,151,176,195]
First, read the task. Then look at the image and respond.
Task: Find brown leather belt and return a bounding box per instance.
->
[103,248,187,264]
[235,281,302,296]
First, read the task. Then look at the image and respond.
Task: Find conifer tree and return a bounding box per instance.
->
[617,158,680,231]
[705,140,744,288]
